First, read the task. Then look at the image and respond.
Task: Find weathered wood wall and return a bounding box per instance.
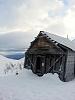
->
[65,50,75,81]
[59,55,67,81]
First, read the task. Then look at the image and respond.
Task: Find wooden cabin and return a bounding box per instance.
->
[24,31,75,82]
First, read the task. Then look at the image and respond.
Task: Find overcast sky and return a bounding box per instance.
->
[0,0,75,39]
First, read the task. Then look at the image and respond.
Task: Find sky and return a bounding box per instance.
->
[0,0,75,39]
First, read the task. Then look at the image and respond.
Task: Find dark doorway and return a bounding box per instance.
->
[36,57,42,73]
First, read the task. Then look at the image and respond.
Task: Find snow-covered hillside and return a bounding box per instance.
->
[0,55,24,75]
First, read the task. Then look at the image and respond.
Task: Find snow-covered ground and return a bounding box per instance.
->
[0,55,24,75]
[0,55,75,100]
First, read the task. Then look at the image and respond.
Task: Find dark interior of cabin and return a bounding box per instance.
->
[36,57,42,73]
[28,53,64,76]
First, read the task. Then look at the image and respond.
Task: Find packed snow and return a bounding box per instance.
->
[0,55,75,100]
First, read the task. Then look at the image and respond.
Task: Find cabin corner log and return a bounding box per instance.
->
[24,31,75,82]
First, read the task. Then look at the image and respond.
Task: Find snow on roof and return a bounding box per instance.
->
[41,31,75,51]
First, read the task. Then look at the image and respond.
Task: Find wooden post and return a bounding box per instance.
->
[30,55,36,74]
[41,57,45,74]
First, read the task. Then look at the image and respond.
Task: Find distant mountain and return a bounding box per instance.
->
[0,31,36,50]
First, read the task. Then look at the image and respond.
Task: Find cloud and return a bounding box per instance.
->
[0,0,64,33]
[16,0,64,31]
[0,0,75,40]
[0,0,26,29]
[67,0,75,7]
[0,31,36,49]
[63,6,75,39]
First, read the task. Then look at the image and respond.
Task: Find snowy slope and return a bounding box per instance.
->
[0,55,24,75]
[72,39,75,45]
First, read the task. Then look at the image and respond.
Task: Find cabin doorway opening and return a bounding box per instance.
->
[36,56,42,73]
[35,56,45,76]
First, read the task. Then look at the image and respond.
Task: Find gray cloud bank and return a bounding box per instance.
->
[0,31,37,49]
[0,0,75,49]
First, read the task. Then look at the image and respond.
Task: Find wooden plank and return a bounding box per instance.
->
[46,55,64,73]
